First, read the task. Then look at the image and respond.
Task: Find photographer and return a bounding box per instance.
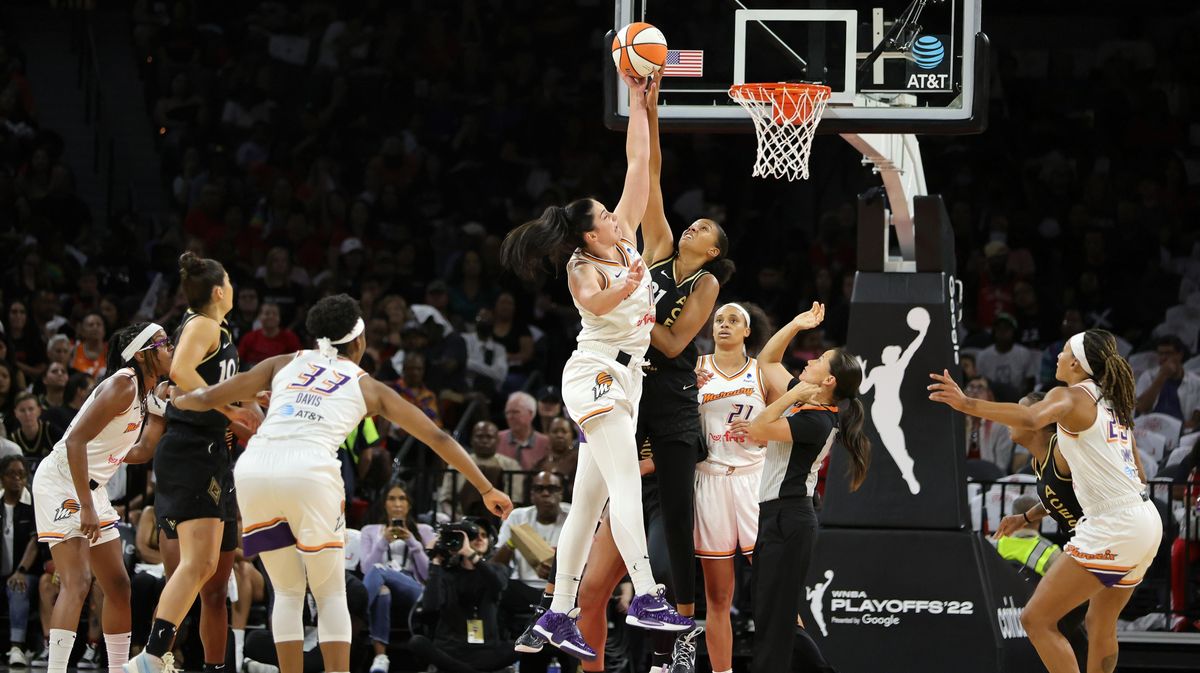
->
[407,521,517,673]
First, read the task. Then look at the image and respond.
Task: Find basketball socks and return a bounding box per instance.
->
[550,574,581,613]
[539,591,554,611]
[203,663,229,673]
[233,628,245,671]
[47,628,76,673]
[104,632,131,673]
[145,618,178,659]
[651,630,673,666]
[630,557,656,596]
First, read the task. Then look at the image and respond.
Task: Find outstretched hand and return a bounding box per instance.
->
[483,488,513,520]
[623,258,646,297]
[927,369,968,411]
[792,302,826,330]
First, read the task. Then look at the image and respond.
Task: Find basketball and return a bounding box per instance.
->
[906,307,930,331]
[611,22,668,78]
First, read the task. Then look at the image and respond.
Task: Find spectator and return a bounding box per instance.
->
[407,522,517,673]
[463,308,508,397]
[419,317,468,398]
[491,472,574,673]
[534,417,579,489]
[255,247,309,328]
[438,421,521,518]
[1039,309,1085,390]
[228,286,261,345]
[491,292,534,392]
[448,250,497,326]
[498,392,549,472]
[391,353,442,442]
[45,335,72,373]
[974,313,1037,397]
[1135,335,1200,430]
[230,547,264,672]
[962,378,1017,473]
[6,300,46,382]
[68,313,108,378]
[533,386,566,437]
[1,455,37,667]
[975,241,1014,329]
[42,373,93,436]
[8,393,59,463]
[237,302,301,368]
[1011,280,1056,349]
[33,291,69,341]
[339,418,388,507]
[130,505,166,651]
[360,481,437,673]
[37,362,68,410]
[0,362,16,428]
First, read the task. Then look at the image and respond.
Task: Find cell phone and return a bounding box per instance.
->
[390,519,403,528]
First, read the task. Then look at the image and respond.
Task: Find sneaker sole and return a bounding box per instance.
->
[513,639,545,654]
[532,624,597,661]
[625,615,694,632]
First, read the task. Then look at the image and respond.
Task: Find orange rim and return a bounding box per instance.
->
[729,83,832,126]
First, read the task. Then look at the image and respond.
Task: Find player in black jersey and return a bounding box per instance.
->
[996,392,1084,538]
[737,349,869,673]
[130,253,263,673]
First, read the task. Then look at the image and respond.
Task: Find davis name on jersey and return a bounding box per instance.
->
[251,351,368,455]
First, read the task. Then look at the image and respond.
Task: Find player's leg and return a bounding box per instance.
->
[258,548,307,673]
[46,539,92,673]
[548,441,610,612]
[1020,555,1103,673]
[1083,587,1135,673]
[701,557,736,672]
[197,547,235,671]
[577,517,628,673]
[91,537,134,673]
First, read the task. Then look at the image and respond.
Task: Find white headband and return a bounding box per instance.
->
[317,318,364,358]
[718,303,751,325]
[1068,332,1093,376]
[121,323,165,362]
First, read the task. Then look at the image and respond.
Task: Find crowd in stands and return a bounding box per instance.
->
[1,0,1199,670]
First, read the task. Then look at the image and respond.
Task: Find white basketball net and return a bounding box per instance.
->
[728,83,831,181]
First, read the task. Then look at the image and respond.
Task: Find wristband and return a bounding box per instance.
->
[1022,511,1032,524]
[481,486,495,497]
[16,565,26,574]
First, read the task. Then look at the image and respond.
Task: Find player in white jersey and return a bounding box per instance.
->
[155,295,512,673]
[930,328,1160,673]
[32,322,173,673]
[500,76,690,660]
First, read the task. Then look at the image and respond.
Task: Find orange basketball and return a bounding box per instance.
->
[611,22,668,78]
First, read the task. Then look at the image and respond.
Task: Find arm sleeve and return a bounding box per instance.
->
[786,411,830,444]
[358,525,384,573]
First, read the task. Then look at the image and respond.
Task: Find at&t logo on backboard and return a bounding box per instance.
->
[906,35,951,91]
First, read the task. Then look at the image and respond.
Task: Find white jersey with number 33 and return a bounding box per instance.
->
[250,350,369,457]
[698,355,767,468]
[568,238,655,359]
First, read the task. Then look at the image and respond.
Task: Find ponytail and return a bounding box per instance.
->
[829,349,871,491]
[699,219,735,285]
[501,200,595,280]
[1082,329,1136,428]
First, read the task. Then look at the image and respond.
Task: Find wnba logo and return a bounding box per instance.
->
[592,371,613,401]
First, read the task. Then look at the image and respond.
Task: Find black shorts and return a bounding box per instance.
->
[158,515,240,553]
[637,368,704,442]
[154,422,237,528]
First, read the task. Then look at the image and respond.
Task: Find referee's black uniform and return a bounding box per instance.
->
[753,403,840,673]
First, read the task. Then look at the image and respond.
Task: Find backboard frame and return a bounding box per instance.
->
[603,1,989,135]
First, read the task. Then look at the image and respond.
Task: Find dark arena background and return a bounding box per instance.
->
[0,0,1198,672]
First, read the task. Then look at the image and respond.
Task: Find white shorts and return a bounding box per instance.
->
[562,349,644,431]
[1063,497,1162,588]
[694,460,763,559]
[32,456,120,548]
[236,443,346,557]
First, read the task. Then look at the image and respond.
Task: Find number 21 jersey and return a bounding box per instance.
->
[698,355,767,468]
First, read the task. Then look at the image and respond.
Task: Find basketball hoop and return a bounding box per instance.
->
[728,83,832,181]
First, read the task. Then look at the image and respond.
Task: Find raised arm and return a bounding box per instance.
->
[898,323,929,370]
[640,78,673,267]
[929,371,1080,430]
[567,258,646,317]
[759,302,825,398]
[737,380,822,444]
[362,377,513,519]
[613,74,652,243]
[649,274,718,358]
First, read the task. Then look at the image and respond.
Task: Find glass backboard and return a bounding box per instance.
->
[605,0,988,135]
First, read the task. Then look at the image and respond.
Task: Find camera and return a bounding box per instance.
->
[430,520,481,568]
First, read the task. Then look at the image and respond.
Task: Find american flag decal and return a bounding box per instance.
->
[662,49,703,77]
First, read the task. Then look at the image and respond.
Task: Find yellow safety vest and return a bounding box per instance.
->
[997,534,1059,576]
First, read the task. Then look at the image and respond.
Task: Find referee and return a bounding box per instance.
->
[735,349,870,673]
